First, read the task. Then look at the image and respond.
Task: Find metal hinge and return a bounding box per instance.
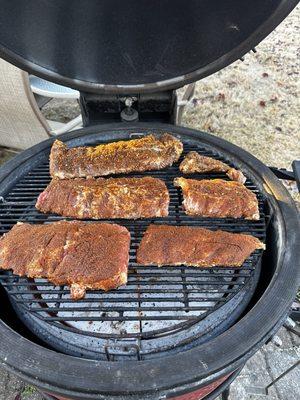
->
[104,339,141,361]
[79,91,177,126]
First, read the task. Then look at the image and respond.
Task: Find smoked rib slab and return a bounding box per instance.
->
[50,134,183,178]
[137,225,265,267]
[0,221,130,300]
[36,177,170,219]
[174,177,260,220]
[179,151,246,183]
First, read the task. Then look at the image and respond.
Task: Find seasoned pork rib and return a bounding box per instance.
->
[137,225,265,267]
[50,134,183,178]
[174,177,259,220]
[0,221,130,300]
[36,177,169,219]
[180,151,246,183]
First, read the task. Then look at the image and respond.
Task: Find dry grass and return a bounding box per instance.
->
[181,5,300,170]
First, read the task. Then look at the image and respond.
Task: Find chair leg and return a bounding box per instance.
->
[221,386,230,400]
[49,114,82,135]
[176,82,196,125]
[33,93,53,109]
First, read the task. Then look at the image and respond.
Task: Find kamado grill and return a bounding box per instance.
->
[0,1,299,400]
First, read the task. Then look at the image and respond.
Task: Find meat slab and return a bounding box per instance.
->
[0,221,130,300]
[50,134,183,179]
[179,151,246,183]
[137,225,265,267]
[36,177,169,219]
[174,177,260,220]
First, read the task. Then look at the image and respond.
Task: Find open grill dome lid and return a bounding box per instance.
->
[0,0,298,94]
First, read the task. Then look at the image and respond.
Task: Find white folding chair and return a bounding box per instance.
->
[0,59,82,150]
[30,75,80,99]
[29,75,82,135]
[0,59,51,149]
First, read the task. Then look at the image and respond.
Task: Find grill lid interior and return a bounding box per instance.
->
[0,0,297,93]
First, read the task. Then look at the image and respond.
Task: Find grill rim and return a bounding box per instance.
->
[0,122,299,399]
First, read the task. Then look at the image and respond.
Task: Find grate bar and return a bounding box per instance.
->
[11,296,227,304]
[29,305,216,313]
[43,315,201,322]
[0,271,252,280]
[5,287,240,295]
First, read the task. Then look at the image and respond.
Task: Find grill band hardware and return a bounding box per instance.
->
[105,339,141,361]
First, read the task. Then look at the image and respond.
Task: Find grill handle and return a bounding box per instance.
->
[269,161,300,191]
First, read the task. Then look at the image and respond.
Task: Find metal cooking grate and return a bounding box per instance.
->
[0,141,267,360]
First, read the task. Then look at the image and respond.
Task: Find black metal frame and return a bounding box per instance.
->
[0,123,298,399]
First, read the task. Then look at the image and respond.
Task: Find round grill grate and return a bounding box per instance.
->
[0,136,267,360]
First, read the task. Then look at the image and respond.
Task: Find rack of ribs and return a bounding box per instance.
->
[50,134,183,179]
[36,177,170,219]
[174,177,260,220]
[0,221,130,300]
[179,151,246,183]
[137,225,265,267]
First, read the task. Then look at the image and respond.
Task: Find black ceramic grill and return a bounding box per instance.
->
[0,124,298,400]
[0,138,266,360]
[0,1,299,399]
